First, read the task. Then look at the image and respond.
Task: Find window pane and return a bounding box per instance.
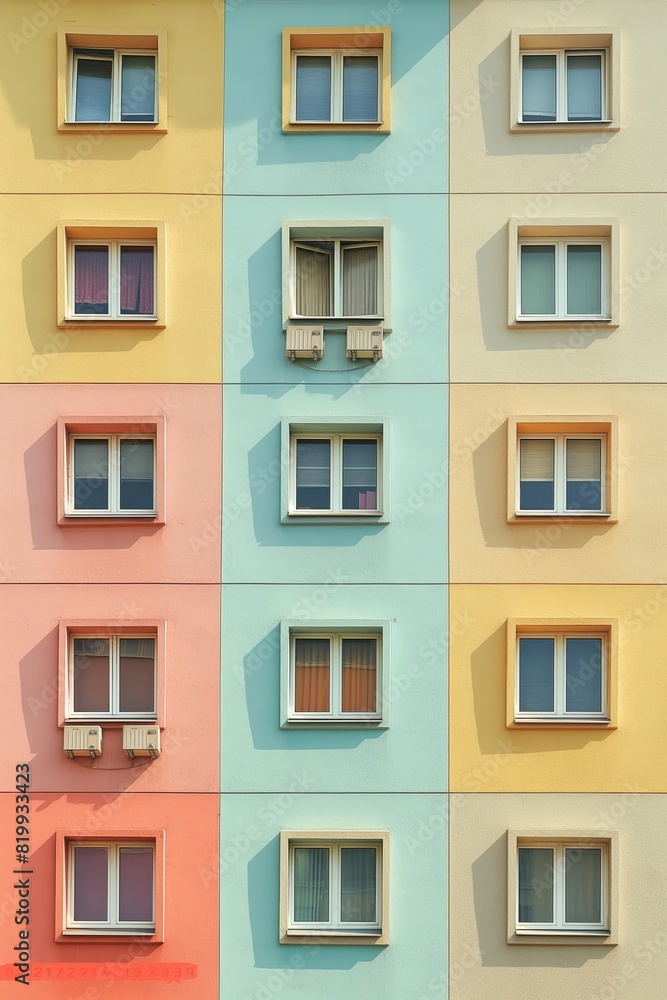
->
[294,638,330,713]
[566,438,602,511]
[75,57,112,121]
[342,439,378,510]
[342,56,378,121]
[518,638,555,713]
[293,847,329,922]
[519,439,554,511]
[295,244,332,316]
[119,440,154,511]
[341,848,377,923]
[74,246,109,315]
[73,439,109,511]
[119,247,155,315]
[522,54,556,121]
[119,638,156,714]
[566,638,603,713]
[342,639,377,712]
[119,848,154,922]
[295,56,331,121]
[565,848,601,923]
[296,439,331,509]
[567,245,601,315]
[518,847,554,923]
[120,54,156,122]
[342,244,378,315]
[73,638,110,713]
[73,847,108,921]
[567,54,602,120]
[521,245,556,315]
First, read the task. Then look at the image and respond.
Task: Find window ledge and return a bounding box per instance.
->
[61,719,161,730]
[284,122,389,134]
[509,929,615,946]
[59,319,165,330]
[508,513,616,525]
[284,512,388,525]
[58,122,168,134]
[509,719,615,730]
[59,928,161,942]
[510,121,619,134]
[510,320,617,330]
[58,514,164,527]
[282,718,388,730]
[282,929,386,946]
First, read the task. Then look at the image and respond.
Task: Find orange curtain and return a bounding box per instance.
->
[342,639,377,712]
[295,639,330,712]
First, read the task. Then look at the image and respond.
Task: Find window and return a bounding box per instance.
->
[292,433,379,514]
[282,28,391,132]
[58,223,166,328]
[507,831,618,944]
[510,30,619,132]
[58,30,167,132]
[280,831,389,944]
[57,418,166,525]
[57,832,164,940]
[69,634,156,720]
[291,632,380,721]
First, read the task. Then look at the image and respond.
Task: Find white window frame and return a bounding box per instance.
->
[66,841,155,934]
[68,633,157,721]
[287,840,382,934]
[288,630,382,722]
[516,839,608,934]
[67,238,157,321]
[290,237,383,320]
[517,237,609,321]
[516,432,606,516]
[67,433,157,517]
[69,48,157,123]
[515,631,607,722]
[291,49,382,124]
[289,431,382,516]
[519,48,608,124]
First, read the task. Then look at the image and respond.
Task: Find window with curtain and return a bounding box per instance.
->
[291,632,380,720]
[520,49,605,123]
[72,241,155,319]
[289,842,380,931]
[293,239,380,318]
[70,435,155,515]
[68,842,155,931]
[517,842,606,931]
[70,633,156,719]
[518,434,605,514]
[293,51,380,124]
[72,48,156,123]
[519,240,605,319]
[292,433,380,514]
[516,632,605,720]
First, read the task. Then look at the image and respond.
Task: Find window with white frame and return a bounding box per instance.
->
[70,48,157,123]
[68,239,156,319]
[290,432,380,514]
[67,434,156,516]
[291,237,382,319]
[292,49,381,124]
[517,434,605,515]
[68,633,156,720]
[287,839,383,935]
[521,49,607,124]
[518,237,609,320]
[289,631,381,721]
[516,631,607,722]
[516,839,608,933]
[66,840,155,934]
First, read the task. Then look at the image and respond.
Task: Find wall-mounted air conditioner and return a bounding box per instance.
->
[346,324,383,361]
[64,725,102,758]
[285,325,324,361]
[123,725,161,759]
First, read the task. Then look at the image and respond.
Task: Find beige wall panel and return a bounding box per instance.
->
[450,194,667,383]
[449,383,667,583]
[450,0,667,194]
[451,793,667,1000]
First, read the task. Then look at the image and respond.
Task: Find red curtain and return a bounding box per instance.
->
[75,246,109,310]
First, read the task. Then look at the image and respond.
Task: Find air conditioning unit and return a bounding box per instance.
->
[285,325,324,361]
[123,725,161,759]
[64,725,102,758]
[346,324,383,362]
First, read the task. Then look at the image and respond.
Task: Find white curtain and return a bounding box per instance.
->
[522,54,556,121]
[565,848,601,923]
[340,847,377,923]
[566,245,601,314]
[518,847,554,923]
[521,245,555,314]
[342,244,378,315]
[293,848,329,922]
[295,245,331,316]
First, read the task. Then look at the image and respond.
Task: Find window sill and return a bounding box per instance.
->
[282,929,386,946]
[510,120,619,134]
[509,719,615,730]
[59,318,165,330]
[58,121,168,134]
[509,928,615,946]
[509,319,617,330]
[282,718,388,730]
[284,512,388,525]
[283,122,389,134]
[508,513,616,525]
[58,514,164,527]
[61,719,161,729]
[59,928,161,942]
